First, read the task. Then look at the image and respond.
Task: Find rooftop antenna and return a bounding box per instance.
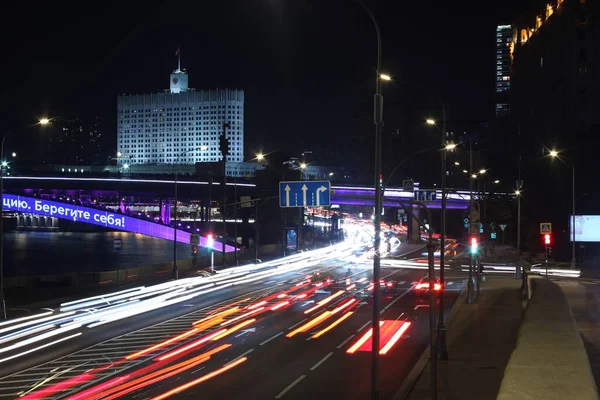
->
[175,46,181,72]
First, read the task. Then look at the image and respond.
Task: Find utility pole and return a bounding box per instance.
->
[221,122,230,266]
[466,138,476,304]
[436,103,448,360]
[255,199,259,262]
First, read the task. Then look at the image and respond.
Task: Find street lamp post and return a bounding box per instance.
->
[173,147,207,280]
[437,104,448,360]
[466,138,476,304]
[354,1,384,398]
[549,150,576,269]
[0,118,49,319]
[233,154,264,266]
[0,133,9,319]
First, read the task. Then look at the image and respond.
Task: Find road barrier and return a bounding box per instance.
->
[498,276,598,400]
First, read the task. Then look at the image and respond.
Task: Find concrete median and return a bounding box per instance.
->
[497,276,599,400]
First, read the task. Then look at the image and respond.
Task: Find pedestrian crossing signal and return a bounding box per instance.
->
[544,234,551,246]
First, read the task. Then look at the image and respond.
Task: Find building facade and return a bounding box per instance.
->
[511,0,597,148]
[117,66,244,175]
[509,0,599,260]
[44,116,108,165]
[495,24,513,117]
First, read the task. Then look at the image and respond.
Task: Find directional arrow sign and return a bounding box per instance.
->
[279,181,331,208]
[234,328,256,338]
[301,184,308,206]
[315,186,327,206]
[284,185,291,207]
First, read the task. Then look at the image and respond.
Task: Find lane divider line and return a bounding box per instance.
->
[337,334,355,349]
[288,318,308,331]
[275,375,306,399]
[225,348,254,366]
[260,332,283,346]
[310,352,333,371]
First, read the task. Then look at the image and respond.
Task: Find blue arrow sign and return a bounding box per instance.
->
[279,181,331,208]
[414,190,437,201]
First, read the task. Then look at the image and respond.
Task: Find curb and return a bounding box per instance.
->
[392,283,469,400]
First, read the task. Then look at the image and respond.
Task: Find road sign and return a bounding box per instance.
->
[471,210,480,223]
[113,238,122,251]
[402,180,414,191]
[279,180,331,208]
[190,234,200,245]
[414,190,436,201]
[499,224,507,232]
[470,222,480,235]
[540,222,552,234]
[491,232,497,240]
[240,196,252,208]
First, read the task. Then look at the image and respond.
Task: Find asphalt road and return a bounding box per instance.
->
[0,245,465,399]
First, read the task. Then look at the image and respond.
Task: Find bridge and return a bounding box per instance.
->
[3,176,497,209]
[2,194,236,252]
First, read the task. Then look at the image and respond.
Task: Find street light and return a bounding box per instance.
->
[233,153,265,266]
[354,1,386,397]
[494,180,500,184]
[425,105,450,360]
[479,169,487,175]
[445,143,457,151]
[1,119,49,319]
[379,73,392,81]
[173,146,207,280]
[117,151,122,157]
[549,149,576,269]
[454,162,460,166]
[123,163,129,170]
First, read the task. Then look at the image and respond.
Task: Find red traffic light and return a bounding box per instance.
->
[544,234,551,245]
[470,237,478,254]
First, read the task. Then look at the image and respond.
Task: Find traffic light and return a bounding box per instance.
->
[219,135,230,156]
[544,233,551,246]
[207,234,214,248]
[470,237,479,254]
[191,244,198,256]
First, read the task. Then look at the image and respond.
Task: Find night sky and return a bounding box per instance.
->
[2,0,525,160]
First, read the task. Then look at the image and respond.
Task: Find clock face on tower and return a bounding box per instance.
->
[172,77,179,85]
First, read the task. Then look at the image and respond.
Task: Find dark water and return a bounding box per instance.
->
[4,231,194,276]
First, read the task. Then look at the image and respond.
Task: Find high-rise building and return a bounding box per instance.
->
[495,24,513,117]
[117,56,244,175]
[44,116,107,165]
[512,0,597,147]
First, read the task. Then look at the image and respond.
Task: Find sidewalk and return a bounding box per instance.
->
[403,277,524,400]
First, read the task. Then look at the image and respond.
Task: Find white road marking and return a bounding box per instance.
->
[260,332,284,346]
[275,375,306,399]
[224,348,254,366]
[357,321,371,332]
[288,318,308,330]
[310,352,333,371]
[191,366,206,374]
[414,305,429,310]
[337,334,355,349]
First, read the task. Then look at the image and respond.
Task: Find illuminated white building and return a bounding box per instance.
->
[117,55,244,175]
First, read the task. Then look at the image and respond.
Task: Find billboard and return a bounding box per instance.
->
[2,194,236,252]
[570,215,600,242]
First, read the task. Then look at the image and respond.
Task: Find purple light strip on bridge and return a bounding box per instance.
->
[2,194,236,252]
